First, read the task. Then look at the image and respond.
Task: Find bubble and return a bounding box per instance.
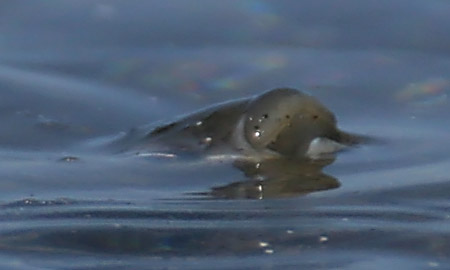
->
[319,235,329,243]
[257,184,263,192]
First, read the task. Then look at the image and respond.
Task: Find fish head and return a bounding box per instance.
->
[243,88,341,157]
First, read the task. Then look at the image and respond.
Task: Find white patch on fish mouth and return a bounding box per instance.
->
[306,137,347,159]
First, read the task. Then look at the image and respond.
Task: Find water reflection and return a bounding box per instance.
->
[206,157,339,199]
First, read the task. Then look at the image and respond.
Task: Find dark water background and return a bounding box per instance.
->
[1,0,450,269]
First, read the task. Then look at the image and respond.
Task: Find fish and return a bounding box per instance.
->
[98,87,370,198]
[116,87,364,161]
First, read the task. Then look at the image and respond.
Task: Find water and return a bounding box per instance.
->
[1,0,450,269]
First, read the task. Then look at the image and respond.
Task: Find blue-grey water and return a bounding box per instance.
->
[1,1,450,269]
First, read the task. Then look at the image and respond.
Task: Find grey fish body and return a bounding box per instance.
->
[121,88,359,160]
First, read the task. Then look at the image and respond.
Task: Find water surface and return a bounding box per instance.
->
[1,1,450,269]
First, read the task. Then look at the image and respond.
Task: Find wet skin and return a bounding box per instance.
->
[113,88,366,198]
[121,88,361,158]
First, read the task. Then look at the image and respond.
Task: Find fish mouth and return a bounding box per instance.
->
[305,131,375,160]
[306,137,347,159]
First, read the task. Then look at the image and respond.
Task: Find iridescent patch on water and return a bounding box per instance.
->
[103,52,290,99]
[396,78,448,108]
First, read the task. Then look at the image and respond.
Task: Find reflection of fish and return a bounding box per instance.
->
[121,88,363,161]
[199,158,340,199]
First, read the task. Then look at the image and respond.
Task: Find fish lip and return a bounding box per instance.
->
[305,129,377,160]
[306,137,347,159]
